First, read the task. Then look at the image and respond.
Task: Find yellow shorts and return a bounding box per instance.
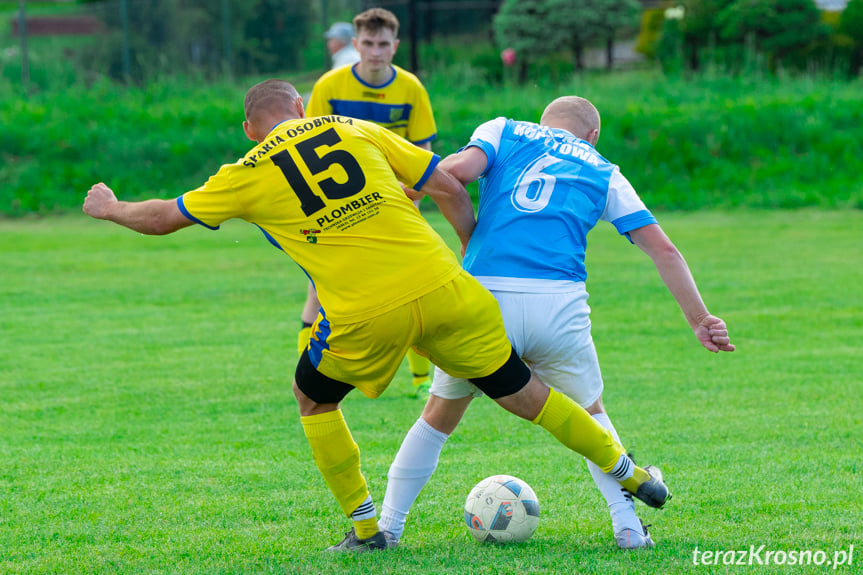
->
[308,270,512,398]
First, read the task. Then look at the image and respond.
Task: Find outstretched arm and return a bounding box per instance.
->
[83,182,194,235]
[629,223,735,353]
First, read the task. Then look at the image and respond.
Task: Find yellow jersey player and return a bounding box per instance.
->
[301,7,436,392]
[308,9,436,148]
[82,79,670,553]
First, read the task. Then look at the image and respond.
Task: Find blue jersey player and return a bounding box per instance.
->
[379,96,734,549]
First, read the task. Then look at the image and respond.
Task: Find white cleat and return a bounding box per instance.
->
[615,521,654,549]
[383,530,400,549]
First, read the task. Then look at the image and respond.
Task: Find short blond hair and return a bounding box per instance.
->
[540,96,600,141]
[353,7,399,37]
[244,79,300,123]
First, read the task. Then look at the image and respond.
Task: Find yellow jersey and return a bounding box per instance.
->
[179,116,461,324]
[307,64,436,146]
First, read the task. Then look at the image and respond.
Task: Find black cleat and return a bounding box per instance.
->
[326,528,388,553]
[633,465,671,509]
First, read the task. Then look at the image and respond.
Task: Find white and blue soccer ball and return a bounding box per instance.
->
[464,474,540,543]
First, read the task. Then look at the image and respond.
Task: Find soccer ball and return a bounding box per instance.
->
[464,474,540,543]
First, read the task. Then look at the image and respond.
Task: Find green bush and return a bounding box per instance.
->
[656,11,686,75]
[840,0,863,75]
[3,71,862,215]
[718,0,830,72]
[415,35,503,84]
[801,10,857,77]
[652,0,843,74]
[0,78,250,215]
[678,0,736,70]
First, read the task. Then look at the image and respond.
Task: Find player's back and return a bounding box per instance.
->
[463,119,618,286]
[183,115,460,323]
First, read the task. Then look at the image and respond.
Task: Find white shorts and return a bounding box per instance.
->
[430,286,604,408]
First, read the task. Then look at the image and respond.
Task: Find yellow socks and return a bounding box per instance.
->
[301,410,370,518]
[353,516,380,539]
[619,467,651,493]
[531,389,654,493]
[407,349,431,395]
[531,388,625,473]
[407,348,430,383]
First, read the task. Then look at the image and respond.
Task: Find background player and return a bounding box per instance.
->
[82,80,670,553]
[379,96,734,549]
[298,7,439,392]
[323,22,360,69]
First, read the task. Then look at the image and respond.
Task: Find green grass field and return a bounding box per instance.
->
[1,209,860,574]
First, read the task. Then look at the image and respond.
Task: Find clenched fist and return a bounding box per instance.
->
[83,182,118,220]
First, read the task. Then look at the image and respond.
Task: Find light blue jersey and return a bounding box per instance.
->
[463,117,656,292]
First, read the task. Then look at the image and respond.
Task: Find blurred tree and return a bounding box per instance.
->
[80,0,206,80]
[678,0,736,70]
[237,0,312,73]
[839,0,863,75]
[634,8,666,60]
[545,0,602,71]
[493,0,554,80]
[656,6,686,74]
[495,0,642,78]
[589,0,642,70]
[80,0,311,80]
[718,0,830,71]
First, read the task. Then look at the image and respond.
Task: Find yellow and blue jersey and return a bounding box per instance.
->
[178,116,460,324]
[308,64,436,146]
